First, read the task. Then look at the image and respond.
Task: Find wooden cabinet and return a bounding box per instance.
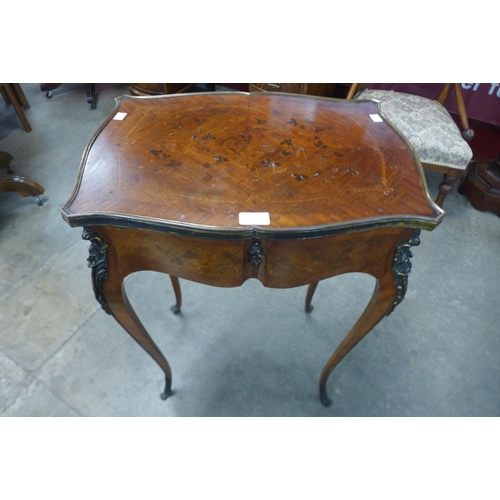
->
[249,83,336,97]
[459,158,500,216]
[129,83,196,96]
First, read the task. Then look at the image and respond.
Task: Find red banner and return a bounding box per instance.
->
[367,83,500,127]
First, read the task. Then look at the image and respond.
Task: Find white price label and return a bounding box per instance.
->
[238,212,271,225]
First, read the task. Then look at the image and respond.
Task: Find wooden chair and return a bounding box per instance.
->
[0,83,32,132]
[0,151,44,205]
[346,83,474,207]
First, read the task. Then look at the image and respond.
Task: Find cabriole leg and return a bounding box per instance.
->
[319,272,397,406]
[83,228,173,401]
[318,230,420,406]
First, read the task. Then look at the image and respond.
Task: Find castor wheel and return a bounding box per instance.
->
[46,91,52,98]
[34,196,43,206]
[6,165,13,174]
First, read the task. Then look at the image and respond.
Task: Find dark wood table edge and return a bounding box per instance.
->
[60,209,444,240]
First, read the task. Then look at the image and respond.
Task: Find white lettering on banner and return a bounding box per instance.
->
[462,83,481,91]
[462,83,500,98]
[458,83,500,126]
[488,83,500,96]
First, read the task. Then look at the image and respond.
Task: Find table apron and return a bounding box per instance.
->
[88,225,414,289]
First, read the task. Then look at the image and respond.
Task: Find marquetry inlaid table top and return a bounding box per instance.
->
[62,92,442,236]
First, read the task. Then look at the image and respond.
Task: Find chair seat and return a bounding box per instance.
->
[356,89,473,170]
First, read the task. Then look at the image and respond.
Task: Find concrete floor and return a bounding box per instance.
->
[1,83,499,417]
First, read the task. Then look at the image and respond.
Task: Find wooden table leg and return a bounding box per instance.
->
[319,271,398,406]
[119,283,173,400]
[319,229,421,406]
[82,229,173,400]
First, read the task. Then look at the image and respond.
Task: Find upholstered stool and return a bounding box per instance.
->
[350,87,473,207]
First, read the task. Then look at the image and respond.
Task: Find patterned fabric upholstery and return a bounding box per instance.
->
[356,89,473,170]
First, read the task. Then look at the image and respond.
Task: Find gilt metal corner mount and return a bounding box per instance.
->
[82,228,111,314]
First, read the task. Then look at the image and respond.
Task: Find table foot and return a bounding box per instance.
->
[160,378,173,400]
[305,282,319,313]
[319,387,332,407]
[169,275,182,314]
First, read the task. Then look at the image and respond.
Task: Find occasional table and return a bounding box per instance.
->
[61,92,443,406]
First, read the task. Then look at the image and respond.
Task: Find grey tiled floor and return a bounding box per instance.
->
[1,84,499,416]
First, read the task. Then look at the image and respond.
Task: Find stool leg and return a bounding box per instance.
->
[11,83,30,109]
[0,85,10,103]
[436,171,460,207]
[3,84,32,132]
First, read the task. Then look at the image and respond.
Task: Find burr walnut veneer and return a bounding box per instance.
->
[61,92,444,406]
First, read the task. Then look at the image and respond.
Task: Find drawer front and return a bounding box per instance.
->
[97,226,249,287]
[261,228,413,288]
